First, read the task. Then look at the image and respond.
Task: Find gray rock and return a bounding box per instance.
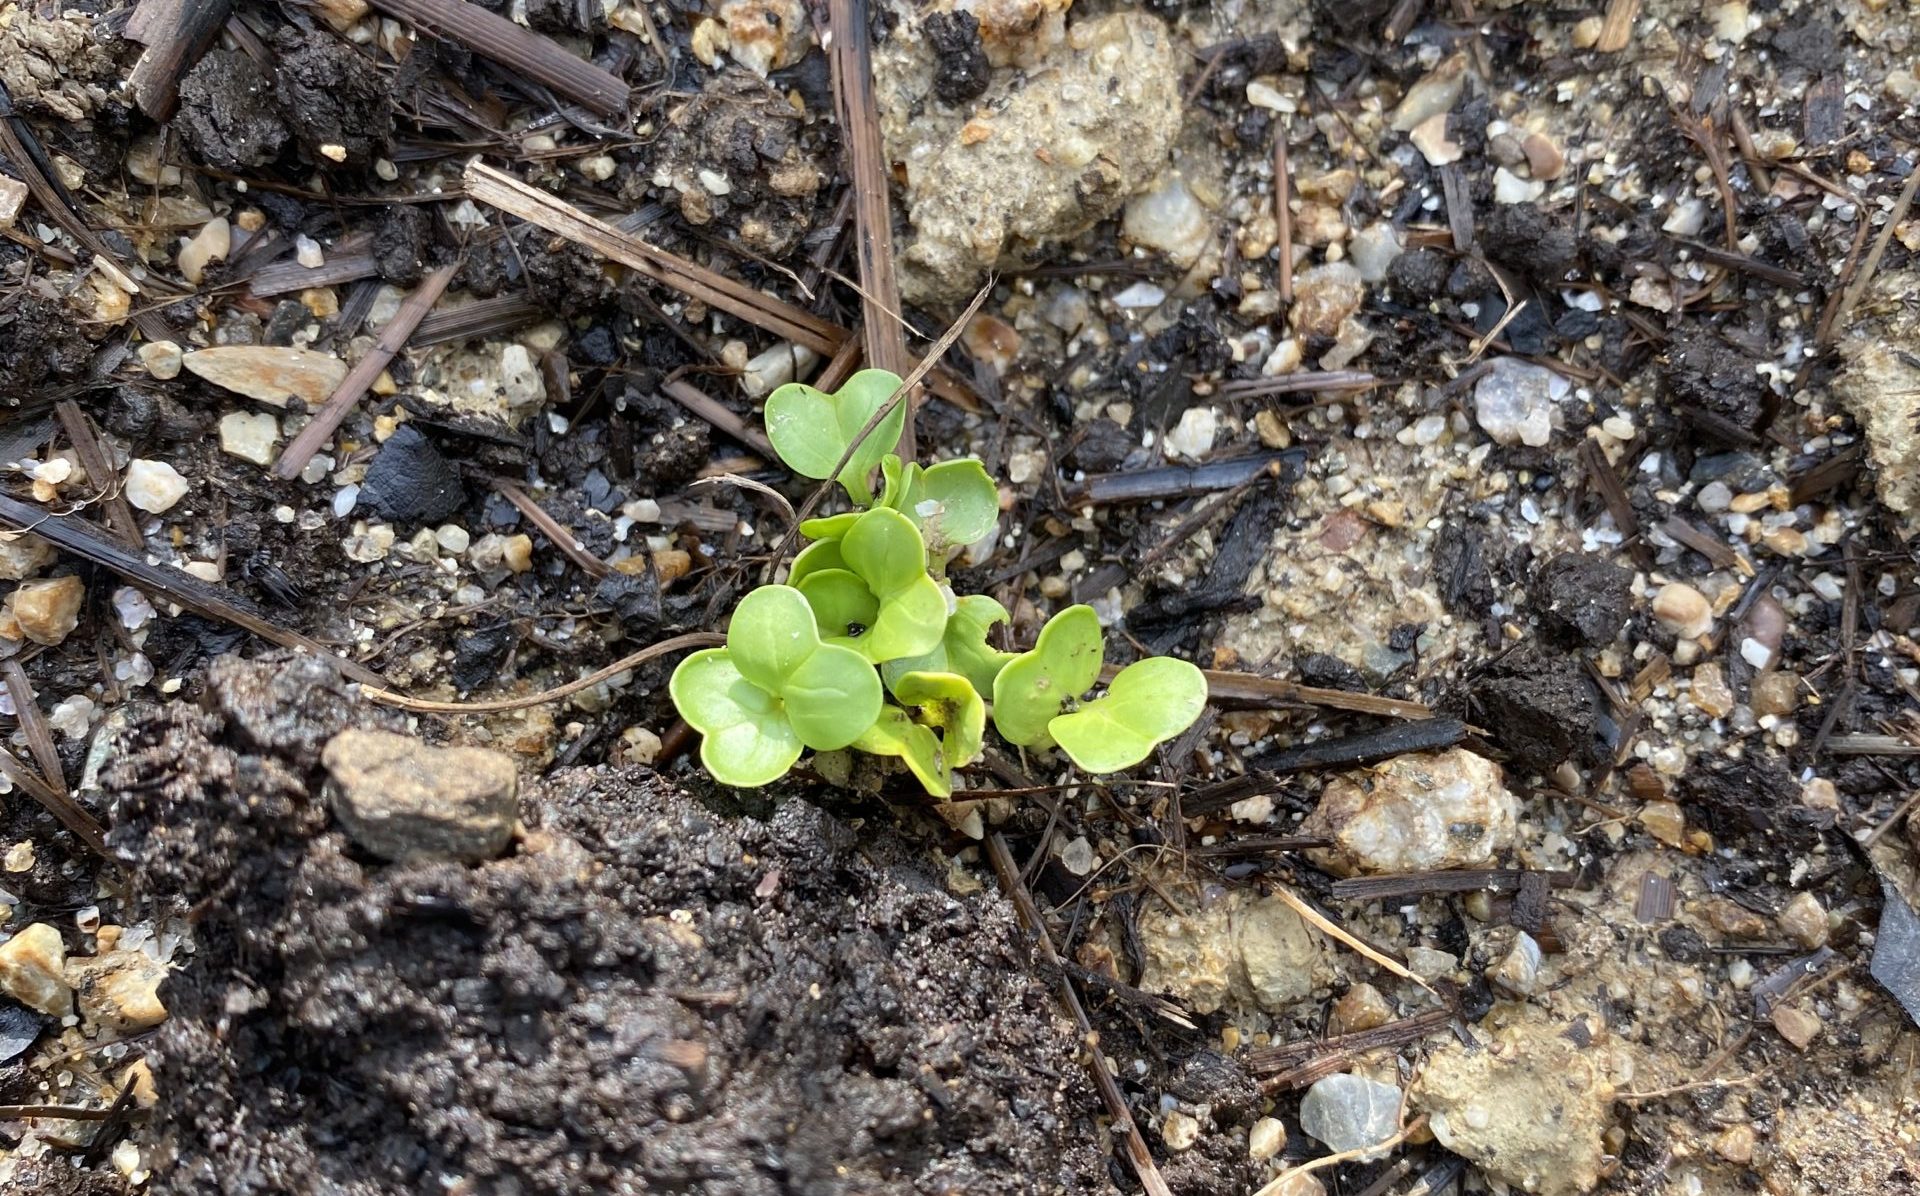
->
[323,729,518,863]
[1474,357,1560,447]
[1298,1073,1403,1160]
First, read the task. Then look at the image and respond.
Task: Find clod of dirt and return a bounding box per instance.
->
[323,729,519,863]
[357,425,467,527]
[1413,1003,1615,1196]
[1302,749,1519,876]
[1477,203,1580,283]
[175,50,290,171]
[521,0,605,36]
[0,12,118,121]
[891,12,1183,305]
[924,11,991,106]
[450,620,519,692]
[640,69,826,258]
[1137,884,1326,1015]
[103,656,1107,1195]
[372,205,428,286]
[0,291,94,400]
[272,31,394,168]
[1831,271,1920,536]
[1531,551,1632,648]
[1659,337,1767,444]
[1461,647,1597,776]
[1387,246,1452,301]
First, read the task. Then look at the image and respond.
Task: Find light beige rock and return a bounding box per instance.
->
[323,729,519,863]
[1248,1116,1286,1161]
[894,12,1181,305]
[1652,582,1713,639]
[67,949,169,1031]
[138,339,184,380]
[1137,886,1326,1015]
[3,575,85,645]
[0,175,28,229]
[0,922,74,1017]
[1414,1003,1615,1196]
[1288,262,1365,340]
[182,345,348,408]
[0,533,57,581]
[1302,749,1519,876]
[1390,52,1468,131]
[125,459,191,513]
[1832,271,1920,536]
[219,410,282,466]
[1777,891,1828,949]
[178,216,230,284]
[1329,981,1393,1034]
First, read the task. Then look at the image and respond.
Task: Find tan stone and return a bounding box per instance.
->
[1329,982,1393,1034]
[3,575,85,645]
[0,923,74,1017]
[182,345,348,408]
[68,949,169,1032]
[1303,749,1518,876]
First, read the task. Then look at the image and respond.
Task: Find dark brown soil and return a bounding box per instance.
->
[106,657,1107,1196]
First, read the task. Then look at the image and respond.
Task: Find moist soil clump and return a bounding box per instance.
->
[105,659,1105,1196]
[174,50,289,171]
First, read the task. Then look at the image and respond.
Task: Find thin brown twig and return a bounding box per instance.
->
[1274,118,1294,303]
[1827,167,1920,345]
[53,401,142,550]
[360,631,724,714]
[273,263,458,480]
[463,161,845,355]
[367,0,630,115]
[0,743,106,858]
[489,480,611,579]
[2,659,66,798]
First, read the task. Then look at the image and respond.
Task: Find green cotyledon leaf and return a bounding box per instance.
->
[724,584,824,696]
[853,705,952,798]
[894,457,999,555]
[839,506,947,662]
[881,594,1012,699]
[1049,657,1208,773]
[668,648,802,786]
[764,369,905,505]
[780,641,882,751]
[892,670,986,775]
[797,568,879,639]
[786,537,847,588]
[797,510,861,543]
[990,604,1103,749]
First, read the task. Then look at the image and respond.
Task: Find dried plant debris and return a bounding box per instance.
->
[3,0,1920,1192]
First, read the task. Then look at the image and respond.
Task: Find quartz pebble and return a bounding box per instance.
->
[68,949,169,1031]
[178,216,230,284]
[294,233,325,268]
[219,411,281,465]
[1330,982,1392,1034]
[1750,670,1798,718]
[125,459,191,513]
[138,339,184,380]
[1303,749,1518,876]
[0,534,56,581]
[1288,262,1364,339]
[183,345,348,408]
[1164,406,1218,460]
[1348,223,1404,283]
[1491,931,1543,995]
[1777,891,1827,949]
[1689,662,1733,718]
[1651,582,1713,639]
[0,175,26,228]
[1058,836,1096,876]
[1160,1110,1201,1152]
[3,576,86,645]
[1474,358,1558,447]
[0,923,74,1018]
[1298,1073,1402,1159]
[1124,173,1211,266]
[1248,1116,1287,1161]
[1639,800,1687,847]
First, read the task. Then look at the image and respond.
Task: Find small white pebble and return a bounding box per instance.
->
[294,234,325,269]
[124,459,191,513]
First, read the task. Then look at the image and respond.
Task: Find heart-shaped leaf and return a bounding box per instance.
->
[798,568,879,639]
[781,642,882,751]
[725,584,824,695]
[853,705,952,797]
[668,648,802,786]
[881,594,1012,698]
[840,507,948,662]
[893,670,986,774]
[786,537,847,588]
[991,604,1103,748]
[1049,657,1208,773]
[764,369,905,505]
[894,458,999,555]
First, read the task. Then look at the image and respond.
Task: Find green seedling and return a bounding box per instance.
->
[991,604,1104,748]
[1050,656,1208,773]
[853,670,985,797]
[829,506,949,662]
[993,604,1207,773]
[670,371,1207,792]
[765,368,905,505]
[881,594,1013,698]
[878,455,1000,557]
[670,585,881,786]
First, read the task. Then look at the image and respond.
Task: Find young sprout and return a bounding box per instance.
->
[670,371,1207,793]
[764,369,905,505]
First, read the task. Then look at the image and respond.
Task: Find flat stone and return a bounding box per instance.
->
[323,729,519,864]
[1298,1073,1402,1159]
[358,425,466,527]
[1413,1004,1614,1196]
[1303,749,1519,876]
[182,345,348,408]
[0,923,73,1018]
[219,410,282,466]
